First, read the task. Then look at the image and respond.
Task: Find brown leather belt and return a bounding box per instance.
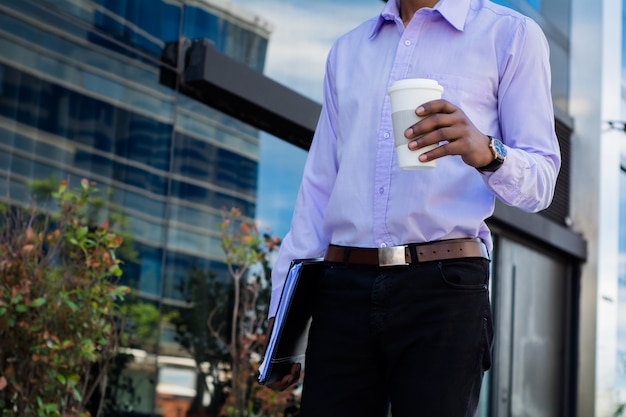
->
[324,238,489,267]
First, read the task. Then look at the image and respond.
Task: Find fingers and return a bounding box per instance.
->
[414,131,492,167]
[400,99,492,167]
[262,318,302,392]
[266,362,301,391]
[404,100,461,140]
[408,125,465,149]
[415,138,464,162]
[416,98,457,118]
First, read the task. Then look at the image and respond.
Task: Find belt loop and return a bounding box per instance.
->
[408,245,418,264]
[343,247,351,264]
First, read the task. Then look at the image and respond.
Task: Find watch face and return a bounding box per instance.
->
[492,138,507,159]
[477,137,506,173]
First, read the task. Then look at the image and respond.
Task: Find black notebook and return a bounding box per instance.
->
[258,258,324,385]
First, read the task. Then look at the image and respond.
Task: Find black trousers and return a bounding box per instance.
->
[299,258,493,417]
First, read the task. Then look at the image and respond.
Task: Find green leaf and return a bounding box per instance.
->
[30,298,46,308]
[77,226,88,239]
[65,300,79,311]
[15,304,27,313]
[72,386,82,401]
[56,374,66,385]
[109,264,123,277]
[0,307,6,316]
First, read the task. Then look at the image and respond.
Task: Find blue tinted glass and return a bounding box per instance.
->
[92,0,181,56]
[8,154,32,177]
[182,3,268,71]
[0,66,43,126]
[170,179,255,218]
[138,245,163,295]
[110,189,166,219]
[0,62,173,176]
[116,241,160,291]
[183,7,220,43]
[74,96,116,151]
[2,129,33,154]
[163,252,229,300]
[114,163,169,196]
[491,0,541,11]
[527,0,541,10]
[3,0,90,42]
[491,0,511,7]
[74,152,111,177]
[0,19,169,113]
[173,133,258,195]
[169,205,222,232]
[114,111,172,171]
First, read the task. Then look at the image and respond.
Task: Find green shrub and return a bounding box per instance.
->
[0,179,129,417]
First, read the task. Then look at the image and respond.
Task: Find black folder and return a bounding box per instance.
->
[258,258,324,385]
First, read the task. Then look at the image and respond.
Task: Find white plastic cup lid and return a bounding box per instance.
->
[388,78,443,94]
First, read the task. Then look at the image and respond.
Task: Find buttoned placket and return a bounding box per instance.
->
[373,13,427,248]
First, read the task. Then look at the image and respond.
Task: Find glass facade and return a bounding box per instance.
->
[0,0,270,414]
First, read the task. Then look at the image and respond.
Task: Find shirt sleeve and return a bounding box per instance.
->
[267,48,340,318]
[483,18,561,213]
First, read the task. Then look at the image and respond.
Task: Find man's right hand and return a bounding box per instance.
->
[266,362,301,391]
[262,317,302,391]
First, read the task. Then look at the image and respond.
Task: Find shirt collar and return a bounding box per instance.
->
[370,0,471,39]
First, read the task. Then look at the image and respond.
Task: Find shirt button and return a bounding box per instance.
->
[379,187,384,194]
[380,242,387,248]
[404,39,411,46]
[383,132,390,139]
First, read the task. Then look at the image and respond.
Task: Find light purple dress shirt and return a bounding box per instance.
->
[268,0,561,317]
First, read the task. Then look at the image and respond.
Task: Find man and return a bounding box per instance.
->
[265,0,560,416]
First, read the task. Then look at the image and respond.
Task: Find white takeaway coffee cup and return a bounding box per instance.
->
[387,78,444,170]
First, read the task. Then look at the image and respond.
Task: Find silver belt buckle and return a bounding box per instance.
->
[378,246,408,267]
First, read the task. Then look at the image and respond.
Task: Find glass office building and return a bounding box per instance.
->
[0,0,271,414]
[1,0,624,416]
